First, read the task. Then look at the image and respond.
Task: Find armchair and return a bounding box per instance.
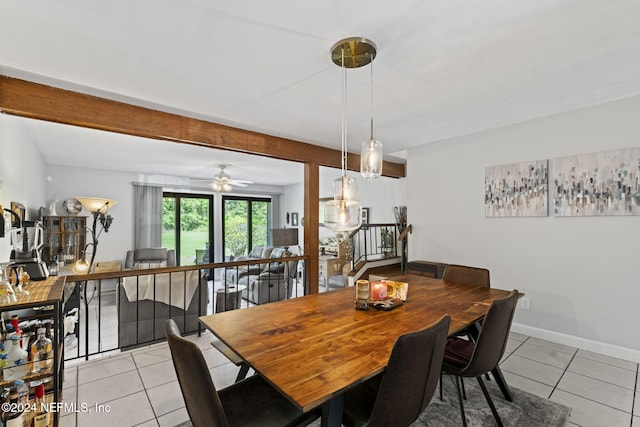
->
[124,247,176,269]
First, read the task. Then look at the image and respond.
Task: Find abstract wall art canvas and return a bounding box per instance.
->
[552,147,640,216]
[485,160,548,217]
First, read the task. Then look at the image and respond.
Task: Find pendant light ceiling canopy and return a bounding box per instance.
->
[330,37,377,68]
[324,37,380,233]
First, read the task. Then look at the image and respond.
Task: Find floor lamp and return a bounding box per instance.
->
[73,197,117,361]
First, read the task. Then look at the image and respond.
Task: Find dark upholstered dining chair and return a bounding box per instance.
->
[441,290,519,427]
[442,264,490,287]
[341,315,451,427]
[406,261,438,278]
[166,319,320,427]
[443,263,491,344]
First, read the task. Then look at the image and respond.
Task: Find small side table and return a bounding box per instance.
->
[215,285,247,313]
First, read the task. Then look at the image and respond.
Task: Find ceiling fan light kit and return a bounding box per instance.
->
[324,37,381,232]
[208,164,252,192]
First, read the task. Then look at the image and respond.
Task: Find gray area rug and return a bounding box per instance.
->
[174,375,571,426]
[412,375,570,426]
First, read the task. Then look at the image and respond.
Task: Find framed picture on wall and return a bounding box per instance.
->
[291,212,299,226]
[361,207,369,224]
[551,147,640,216]
[484,160,548,217]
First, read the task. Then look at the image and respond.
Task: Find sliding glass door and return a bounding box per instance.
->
[162,192,213,266]
[222,196,271,260]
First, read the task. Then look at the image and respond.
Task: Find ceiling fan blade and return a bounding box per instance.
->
[190,164,253,189]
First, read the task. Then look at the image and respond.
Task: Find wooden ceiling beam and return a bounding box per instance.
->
[0,75,405,178]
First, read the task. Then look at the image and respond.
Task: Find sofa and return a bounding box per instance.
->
[224,246,297,305]
[118,248,208,348]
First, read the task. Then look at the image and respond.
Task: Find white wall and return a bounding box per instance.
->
[407,95,640,362]
[0,115,47,264]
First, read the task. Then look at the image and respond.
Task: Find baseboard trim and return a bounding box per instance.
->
[512,323,640,364]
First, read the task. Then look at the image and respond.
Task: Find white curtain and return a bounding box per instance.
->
[133,184,163,249]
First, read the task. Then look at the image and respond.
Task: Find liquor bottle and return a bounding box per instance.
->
[30,328,52,372]
[43,321,53,341]
[10,316,22,347]
[27,322,43,357]
[6,334,28,363]
[31,382,50,427]
[4,383,26,427]
[0,275,11,305]
[4,333,28,380]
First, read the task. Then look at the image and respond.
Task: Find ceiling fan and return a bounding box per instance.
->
[201,164,253,192]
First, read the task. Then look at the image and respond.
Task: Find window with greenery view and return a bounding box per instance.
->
[162,193,213,266]
[223,196,271,260]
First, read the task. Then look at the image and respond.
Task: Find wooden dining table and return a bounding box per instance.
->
[200,274,516,427]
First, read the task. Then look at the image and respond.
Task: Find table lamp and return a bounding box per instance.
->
[272,228,299,285]
[271,228,299,256]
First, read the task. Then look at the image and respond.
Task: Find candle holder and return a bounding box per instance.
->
[370,281,388,300]
[355,279,369,310]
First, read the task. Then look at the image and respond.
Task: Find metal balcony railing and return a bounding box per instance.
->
[350,223,398,266]
[63,256,308,360]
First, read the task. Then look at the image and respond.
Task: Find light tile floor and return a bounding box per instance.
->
[57,329,639,427]
[61,279,638,426]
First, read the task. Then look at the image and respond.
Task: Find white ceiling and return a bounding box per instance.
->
[2,0,640,185]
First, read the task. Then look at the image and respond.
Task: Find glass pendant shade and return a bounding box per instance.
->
[323,199,362,232]
[333,175,359,202]
[325,176,362,232]
[360,138,383,180]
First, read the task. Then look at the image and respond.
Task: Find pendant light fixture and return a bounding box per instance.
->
[324,37,376,232]
[361,57,383,180]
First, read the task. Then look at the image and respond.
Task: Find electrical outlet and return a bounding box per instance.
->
[520,297,530,310]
